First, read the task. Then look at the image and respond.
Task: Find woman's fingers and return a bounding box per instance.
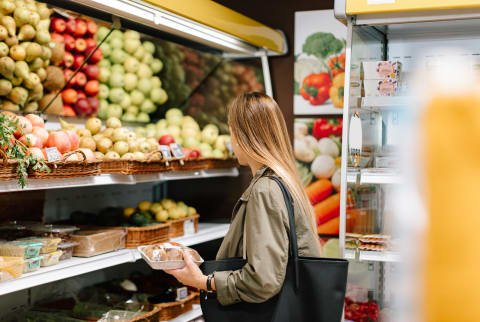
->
[183,250,195,268]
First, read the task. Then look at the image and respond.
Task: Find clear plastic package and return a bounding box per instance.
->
[23,256,43,273]
[0,256,24,281]
[57,241,79,261]
[363,79,399,97]
[17,237,62,254]
[98,310,145,322]
[30,224,79,242]
[40,251,63,267]
[71,230,126,257]
[362,61,402,80]
[138,242,203,270]
[0,241,43,258]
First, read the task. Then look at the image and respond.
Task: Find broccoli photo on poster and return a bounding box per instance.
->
[294,10,347,115]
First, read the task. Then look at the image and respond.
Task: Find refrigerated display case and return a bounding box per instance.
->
[335,1,480,320]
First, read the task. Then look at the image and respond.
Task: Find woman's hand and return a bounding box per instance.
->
[164,250,207,290]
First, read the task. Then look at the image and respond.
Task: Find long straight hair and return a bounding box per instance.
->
[228,92,319,239]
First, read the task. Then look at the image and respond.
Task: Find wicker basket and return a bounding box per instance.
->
[168,215,199,238]
[123,223,170,248]
[0,149,18,181]
[99,159,129,174]
[127,151,172,174]
[30,150,101,179]
[170,158,209,172]
[129,303,163,322]
[156,292,197,321]
[208,158,239,169]
[192,291,200,305]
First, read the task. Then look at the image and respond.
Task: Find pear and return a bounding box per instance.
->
[3,100,19,111]
[14,61,29,79]
[10,45,26,61]
[5,35,17,47]
[28,83,42,102]
[24,101,38,112]
[8,86,28,105]
[29,57,43,71]
[0,79,12,96]
[17,24,35,41]
[25,42,41,62]
[23,72,39,89]
[13,7,29,27]
[0,56,14,79]
[0,0,15,15]
[35,30,50,45]
[36,67,46,82]
[0,42,8,57]
[0,25,7,41]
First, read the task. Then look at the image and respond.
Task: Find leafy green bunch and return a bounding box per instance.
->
[0,113,50,188]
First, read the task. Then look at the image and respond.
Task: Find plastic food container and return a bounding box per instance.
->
[0,221,28,241]
[17,237,62,254]
[363,79,398,97]
[0,256,24,281]
[23,256,43,273]
[40,251,63,267]
[71,230,126,257]
[362,61,402,80]
[30,224,79,242]
[0,241,43,258]
[138,242,203,270]
[57,242,79,261]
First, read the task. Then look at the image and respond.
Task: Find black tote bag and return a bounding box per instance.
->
[200,176,349,322]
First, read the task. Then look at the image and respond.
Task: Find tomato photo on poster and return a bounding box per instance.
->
[294,10,346,115]
[294,118,342,240]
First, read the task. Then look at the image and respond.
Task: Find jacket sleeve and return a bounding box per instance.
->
[214,179,289,306]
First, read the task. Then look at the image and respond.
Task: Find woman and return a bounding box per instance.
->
[165,92,321,306]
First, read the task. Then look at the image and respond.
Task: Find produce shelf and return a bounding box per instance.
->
[360,97,410,111]
[347,168,359,184]
[0,168,239,192]
[359,168,402,185]
[167,304,202,322]
[344,249,356,260]
[344,250,401,263]
[0,223,229,296]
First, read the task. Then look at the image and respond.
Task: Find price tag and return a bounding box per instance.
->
[45,147,61,162]
[226,141,233,154]
[158,145,172,159]
[183,219,195,236]
[170,143,185,159]
[176,287,188,301]
[348,111,362,168]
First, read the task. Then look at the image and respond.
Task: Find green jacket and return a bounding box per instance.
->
[214,166,322,306]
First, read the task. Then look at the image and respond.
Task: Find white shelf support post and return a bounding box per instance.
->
[260,50,273,97]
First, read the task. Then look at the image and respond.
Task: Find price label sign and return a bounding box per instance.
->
[176,286,188,301]
[170,143,185,159]
[45,147,61,162]
[158,145,172,160]
[183,219,195,236]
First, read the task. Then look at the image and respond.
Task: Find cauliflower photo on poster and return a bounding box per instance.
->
[294,32,345,108]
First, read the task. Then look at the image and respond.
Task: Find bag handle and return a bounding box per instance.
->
[269,176,300,291]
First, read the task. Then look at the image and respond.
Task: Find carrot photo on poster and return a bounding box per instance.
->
[294,118,342,238]
[294,10,347,115]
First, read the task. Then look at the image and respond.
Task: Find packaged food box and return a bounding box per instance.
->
[362,61,402,80]
[57,241,79,261]
[17,237,62,254]
[363,79,398,97]
[23,256,43,273]
[138,242,203,270]
[374,155,398,168]
[0,241,43,258]
[0,256,24,281]
[72,230,126,257]
[40,251,63,267]
[30,224,79,242]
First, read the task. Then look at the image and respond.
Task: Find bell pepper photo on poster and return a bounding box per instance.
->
[294,118,342,236]
[294,10,347,115]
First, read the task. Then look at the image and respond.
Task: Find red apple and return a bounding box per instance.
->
[20,133,42,148]
[64,34,75,51]
[86,21,97,36]
[74,98,91,116]
[50,33,64,43]
[84,64,99,80]
[85,80,99,96]
[74,19,87,37]
[89,48,103,64]
[87,97,99,115]
[25,114,44,128]
[64,69,74,84]
[85,38,96,50]
[28,147,45,160]
[65,19,76,34]
[159,135,175,146]
[73,54,85,69]
[65,130,79,150]
[51,17,66,33]
[76,91,86,101]
[46,131,71,154]
[186,148,201,159]
[73,72,87,88]
[14,116,33,138]
[63,51,74,68]
[61,88,77,105]
[32,126,49,145]
[74,38,86,53]
[62,105,76,117]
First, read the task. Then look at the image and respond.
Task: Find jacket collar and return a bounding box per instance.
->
[240,166,269,201]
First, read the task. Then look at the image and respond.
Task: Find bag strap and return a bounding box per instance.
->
[269,176,300,291]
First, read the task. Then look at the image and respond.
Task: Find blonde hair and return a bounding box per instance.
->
[228,92,318,238]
